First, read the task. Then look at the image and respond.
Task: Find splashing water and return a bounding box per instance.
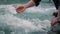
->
[0,2,56,34]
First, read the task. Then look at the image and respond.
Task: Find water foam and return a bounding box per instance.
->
[0,4,51,34]
[0,5,17,14]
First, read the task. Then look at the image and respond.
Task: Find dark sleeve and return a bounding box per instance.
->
[33,0,41,6]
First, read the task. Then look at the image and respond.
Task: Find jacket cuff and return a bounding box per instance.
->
[33,0,41,6]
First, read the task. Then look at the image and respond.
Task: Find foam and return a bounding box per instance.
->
[0,5,17,14]
[0,4,51,34]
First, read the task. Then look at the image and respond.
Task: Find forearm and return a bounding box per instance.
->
[57,6,60,18]
[24,0,35,8]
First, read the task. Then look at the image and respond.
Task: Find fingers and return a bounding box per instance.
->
[51,17,58,26]
[16,6,25,13]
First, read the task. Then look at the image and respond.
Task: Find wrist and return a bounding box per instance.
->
[23,4,29,8]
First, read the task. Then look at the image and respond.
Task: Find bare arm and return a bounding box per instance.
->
[57,6,60,18]
[23,0,41,8]
[23,0,35,8]
[16,0,41,13]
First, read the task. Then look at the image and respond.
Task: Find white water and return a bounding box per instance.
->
[0,2,56,34]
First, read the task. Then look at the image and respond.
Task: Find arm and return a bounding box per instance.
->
[23,0,35,8]
[16,0,41,13]
[23,0,41,8]
[57,6,60,18]
[57,1,60,19]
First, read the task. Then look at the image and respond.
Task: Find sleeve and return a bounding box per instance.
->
[58,0,60,6]
[33,0,41,6]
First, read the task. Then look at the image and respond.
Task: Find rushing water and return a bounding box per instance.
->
[0,0,57,34]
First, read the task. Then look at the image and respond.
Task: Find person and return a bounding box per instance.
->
[16,0,60,34]
[16,0,60,19]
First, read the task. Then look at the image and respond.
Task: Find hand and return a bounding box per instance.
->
[16,6,26,13]
[51,17,58,26]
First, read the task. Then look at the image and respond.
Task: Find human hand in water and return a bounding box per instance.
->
[16,5,26,13]
[51,17,58,26]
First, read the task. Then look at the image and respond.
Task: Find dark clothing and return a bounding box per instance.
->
[33,0,41,6]
[33,0,60,9]
[53,0,60,10]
